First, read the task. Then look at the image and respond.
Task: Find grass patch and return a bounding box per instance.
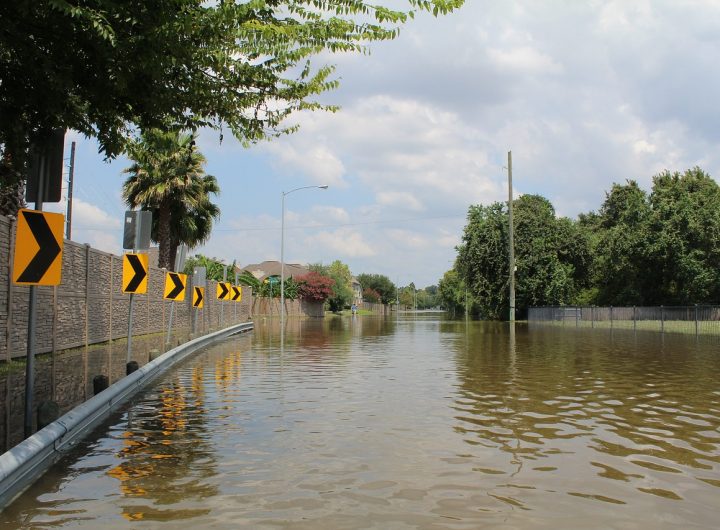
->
[534,319,720,336]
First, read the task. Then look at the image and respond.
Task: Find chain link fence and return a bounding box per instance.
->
[528,305,720,336]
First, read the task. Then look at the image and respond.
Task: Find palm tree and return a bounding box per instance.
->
[122,130,220,270]
[164,173,221,268]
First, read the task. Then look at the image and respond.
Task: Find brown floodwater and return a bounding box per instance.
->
[1,315,718,529]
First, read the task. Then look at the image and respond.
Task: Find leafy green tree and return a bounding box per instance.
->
[237,271,290,298]
[184,255,227,281]
[645,167,720,304]
[283,277,301,300]
[122,130,219,270]
[415,286,438,309]
[325,260,354,312]
[399,285,415,309]
[356,273,396,304]
[0,0,463,215]
[437,269,470,317]
[513,195,589,310]
[166,174,221,268]
[457,195,590,319]
[237,270,262,291]
[589,180,651,305]
[456,203,508,319]
[584,169,720,305]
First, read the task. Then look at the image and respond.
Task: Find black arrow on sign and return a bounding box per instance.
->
[16,210,61,283]
[125,254,147,292]
[167,273,184,299]
[218,283,229,300]
[232,286,241,301]
[193,287,203,307]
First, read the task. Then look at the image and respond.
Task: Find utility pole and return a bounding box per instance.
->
[396,277,399,320]
[508,150,515,322]
[66,141,75,240]
[465,287,468,319]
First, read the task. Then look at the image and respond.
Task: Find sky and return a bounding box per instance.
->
[47,1,720,288]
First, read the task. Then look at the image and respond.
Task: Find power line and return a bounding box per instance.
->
[213,213,467,232]
[70,213,467,233]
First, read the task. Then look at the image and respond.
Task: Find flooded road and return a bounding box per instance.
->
[2,315,719,529]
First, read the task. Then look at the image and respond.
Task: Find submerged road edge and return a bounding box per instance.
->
[0,321,254,510]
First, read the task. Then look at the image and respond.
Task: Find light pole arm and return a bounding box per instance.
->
[280,184,328,341]
[284,185,328,197]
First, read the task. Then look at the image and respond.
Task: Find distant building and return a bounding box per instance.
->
[351,276,362,305]
[237,260,310,282]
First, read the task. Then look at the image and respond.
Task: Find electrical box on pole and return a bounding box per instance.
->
[26,129,65,204]
[122,210,152,250]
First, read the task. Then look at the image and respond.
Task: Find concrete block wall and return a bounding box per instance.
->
[0,215,254,360]
[1,214,331,361]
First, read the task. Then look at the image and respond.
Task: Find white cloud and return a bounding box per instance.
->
[309,205,350,224]
[72,199,122,229]
[261,143,346,187]
[385,229,430,250]
[487,46,563,75]
[376,191,424,212]
[306,229,376,258]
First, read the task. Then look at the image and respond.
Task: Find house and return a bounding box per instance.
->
[237,261,310,282]
[351,276,362,305]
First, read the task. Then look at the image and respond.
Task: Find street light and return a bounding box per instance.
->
[280,185,328,336]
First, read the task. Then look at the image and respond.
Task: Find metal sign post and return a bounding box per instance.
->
[234,271,238,323]
[126,220,140,362]
[166,245,187,345]
[192,267,206,336]
[24,159,43,439]
[125,210,152,362]
[20,131,66,439]
[220,265,227,328]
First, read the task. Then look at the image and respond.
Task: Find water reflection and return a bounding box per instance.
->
[449,323,720,518]
[1,317,718,529]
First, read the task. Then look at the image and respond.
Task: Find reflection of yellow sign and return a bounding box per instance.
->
[193,287,204,308]
[13,209,64,285]
[122,253,148,294]
[163,272,187,301]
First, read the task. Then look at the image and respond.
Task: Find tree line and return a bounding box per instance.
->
[439,167,720,319]
[184,255,439,313]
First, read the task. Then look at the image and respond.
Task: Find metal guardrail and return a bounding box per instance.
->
[0,321,254,510]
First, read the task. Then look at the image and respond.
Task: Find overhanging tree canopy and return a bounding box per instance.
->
[0,0,464,214]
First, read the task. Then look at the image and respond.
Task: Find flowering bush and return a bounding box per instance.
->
[296,271,335,302]
[363,287,381,303]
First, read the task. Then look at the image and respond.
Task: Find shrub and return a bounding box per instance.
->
[296,271,334,303]
[363,287,381,303]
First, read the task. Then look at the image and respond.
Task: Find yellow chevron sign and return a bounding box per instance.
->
[216,282,231,300]
[231,285,242,302]
[193,286,204,308]
[164,272,187,301]
[122,253,148,294]
[13,209,64,286]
